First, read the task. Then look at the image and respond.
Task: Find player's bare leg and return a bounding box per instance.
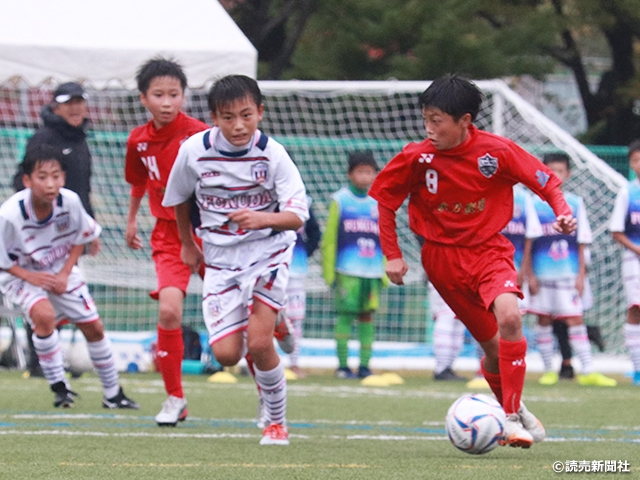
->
[155,287,187,426]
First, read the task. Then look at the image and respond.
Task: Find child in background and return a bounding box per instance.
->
[609,139,640,386]
[322,151,386,379]
[162,74,309,445]
[0,145,138,410]
[124,57,209,426]
[526,153,616,387]
[284,200,321,379]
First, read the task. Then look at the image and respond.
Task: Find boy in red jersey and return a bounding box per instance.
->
[369,74,576,448]
[124,58,209,426]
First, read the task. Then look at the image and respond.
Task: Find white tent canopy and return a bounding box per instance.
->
[0,0,257,89]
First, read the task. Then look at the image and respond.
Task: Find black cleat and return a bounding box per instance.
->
[357,366,372,378]
[434,367,467,381]
[51,381,78,408]
[102,387,140,410]
[559,364,575,380]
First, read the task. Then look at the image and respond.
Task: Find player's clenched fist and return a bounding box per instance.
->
[386,257,409,285]
[553,214,577,234]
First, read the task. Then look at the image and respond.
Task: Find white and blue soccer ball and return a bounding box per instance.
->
[445,393,506,454]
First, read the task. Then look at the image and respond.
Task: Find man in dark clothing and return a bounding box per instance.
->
[13,82,95,219]
[11,82,100,377]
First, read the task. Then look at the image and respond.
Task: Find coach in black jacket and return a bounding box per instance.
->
[13,82,95,220]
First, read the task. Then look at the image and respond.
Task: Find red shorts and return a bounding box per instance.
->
[150,218,203,300]
[421,235,521,343]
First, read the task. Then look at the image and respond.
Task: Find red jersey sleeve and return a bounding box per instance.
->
[502,142,571,218]
[377,204,404,260]
[369,148,413,211]
[124,130,149,197]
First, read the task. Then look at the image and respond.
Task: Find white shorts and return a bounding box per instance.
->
[428,283,456,320]
[0,267,99,327]
[622,250,640,309]
[285,279,306,321]
[202,234,293,345]
[527,277,583,317]
[517,282,530,313]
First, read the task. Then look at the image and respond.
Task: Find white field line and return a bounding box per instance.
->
[0,429,638,444]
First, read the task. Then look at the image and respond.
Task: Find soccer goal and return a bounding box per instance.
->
[0,79,628,352]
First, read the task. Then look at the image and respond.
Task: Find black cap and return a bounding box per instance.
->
[53,82,88,104]
[348,150,378,172]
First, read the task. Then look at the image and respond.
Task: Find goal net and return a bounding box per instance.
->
[0,79,628,352]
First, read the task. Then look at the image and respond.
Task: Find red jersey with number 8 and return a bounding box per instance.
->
[369,125,569,247]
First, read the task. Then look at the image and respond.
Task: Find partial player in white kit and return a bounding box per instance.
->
[609,139,640,386]
[0,145,139,409]
[163,75,309,446]
[525,154,616,387]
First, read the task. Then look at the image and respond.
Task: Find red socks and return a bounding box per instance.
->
[498,337,527,415]
[480,358,503,406]
[156,326,184,398]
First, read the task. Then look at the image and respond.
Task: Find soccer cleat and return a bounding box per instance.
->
[102,387,140,410]
[51,381,78,408]
[633,371,640,386]
[260,423,289,445]
[577,372,617,387]
[273,310,295,354]
[466,375,490,390]
[500,414,534,448]
[559,364,575,380]
[538,371,559,386]
[256,396,268,429]
[155,395,188,426]
[335,367,357,379]
[434,367,467,381]
[518,402,546,443]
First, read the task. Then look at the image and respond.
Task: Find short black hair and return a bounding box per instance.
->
[207,75,261,114]
[22,144,65,175]
[628,139,640,156]
[136,57,188,94]
[348,150,378,173]
[418,74,484,121]
[543,152,571,170]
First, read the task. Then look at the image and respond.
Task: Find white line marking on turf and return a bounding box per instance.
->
[0,430,638,443]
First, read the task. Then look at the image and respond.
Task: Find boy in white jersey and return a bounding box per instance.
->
[526,154,616,387]
[0,145,139,409]
[610,139,640,386]
[163,75,309,445]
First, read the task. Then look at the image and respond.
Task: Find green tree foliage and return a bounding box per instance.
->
[224,0,640,144]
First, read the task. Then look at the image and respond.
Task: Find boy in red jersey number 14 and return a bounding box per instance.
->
[369,74,576,449]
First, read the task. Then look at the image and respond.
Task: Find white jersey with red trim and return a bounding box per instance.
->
[163,127,309,247]
[0,188,101,283]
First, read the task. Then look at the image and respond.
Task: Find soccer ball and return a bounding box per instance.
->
[445,393,506,454]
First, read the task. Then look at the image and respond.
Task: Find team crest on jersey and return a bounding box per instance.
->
[478,153,498,178]
[251,162,269,184]
[54,213,70,233]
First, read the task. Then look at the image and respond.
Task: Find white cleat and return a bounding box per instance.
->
[500,414,534,448]
[518,402,546,443]
[155,395,188,427]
